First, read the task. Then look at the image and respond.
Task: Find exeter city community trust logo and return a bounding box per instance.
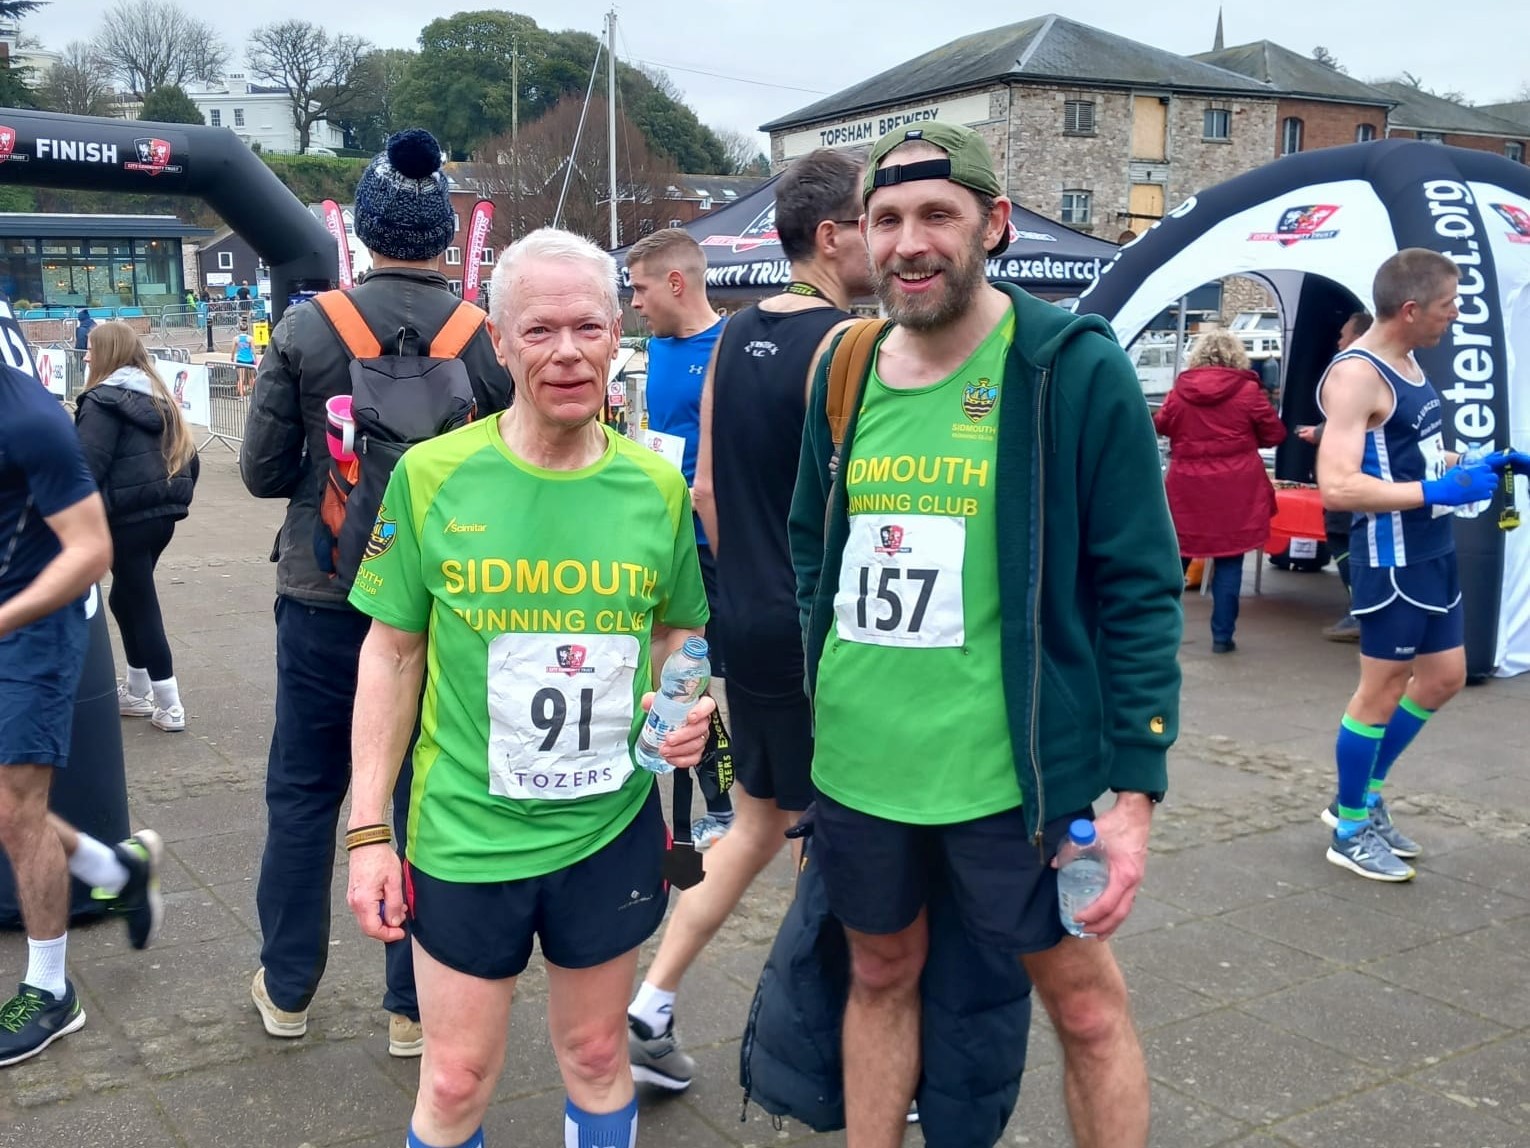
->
[1490,203,1530,244]
[363,505,396,562]
[1250,204,1340,246]
[874,525,912,555]
[0,125,26,164]
[699,204,779,254]
[549,644,595,676]
[125,137,182,176]
[962,377,998,422]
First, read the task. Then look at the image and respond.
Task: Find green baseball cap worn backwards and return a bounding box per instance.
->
[862,121,1004,205]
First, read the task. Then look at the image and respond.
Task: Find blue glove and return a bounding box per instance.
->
[1500,448,1530,478]
[1422,463,1500,507]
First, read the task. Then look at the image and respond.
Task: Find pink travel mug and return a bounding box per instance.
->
[326,394,355,462]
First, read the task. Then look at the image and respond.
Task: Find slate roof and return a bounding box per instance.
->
[1480,100,1530,132]
[761,14,1270,132]
[1374,83,1530,138]
[1193,41,1395,106]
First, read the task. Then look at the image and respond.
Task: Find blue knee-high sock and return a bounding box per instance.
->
[1369,696,1433,797]
[1335,714,1385,836]
[564,1096,637,1148]
[407,1125,484,1148]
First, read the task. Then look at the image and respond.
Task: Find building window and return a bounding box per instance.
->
[1281,117,1304,155]
[668,219,682,229]
[1203,108,1231,140]
[452,212,460,232]
[448,280,462,295]
[480,247,494,265]
[1356,123,1377,143]
[1420,132,1446,144]
[445,246,461,266]
[1064,100,1097,135]
[217,251,233,270]
[1060,190,1093,226]
[209,109,221,127]
[1508,141,1525,163]
[234,108,245,128]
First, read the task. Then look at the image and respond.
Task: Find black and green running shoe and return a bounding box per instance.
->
[0,981,86,1067]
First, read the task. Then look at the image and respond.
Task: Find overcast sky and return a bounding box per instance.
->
[27,1,1530,144]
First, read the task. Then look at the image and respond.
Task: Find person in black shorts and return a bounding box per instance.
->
[626,149,876,1092]
[0,311,165,1068]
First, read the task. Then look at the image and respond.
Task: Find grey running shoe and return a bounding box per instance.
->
[692,814,730,852]
[1320,800,1420,859]
[629,1015,695,1091]
[1323,614,1362,642]
[118,682,154,716]
[1326,825,1416,882]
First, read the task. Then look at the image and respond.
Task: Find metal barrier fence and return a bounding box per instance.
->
[200,361,249,455]
[20,301,268,357]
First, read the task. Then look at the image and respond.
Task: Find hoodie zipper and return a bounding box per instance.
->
[1029,365,1049,851]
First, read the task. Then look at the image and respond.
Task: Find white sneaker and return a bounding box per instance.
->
[118,682,154,717]
[692,814,731,852]
[151,704,186,732]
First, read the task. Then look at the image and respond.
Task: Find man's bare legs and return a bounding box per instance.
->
[840,912,928,1148]
[0,766,68,943]
[1023,939,1148,1148]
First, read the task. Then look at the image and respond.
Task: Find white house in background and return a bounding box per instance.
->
[186,74,345,155]
[0,16,61,83]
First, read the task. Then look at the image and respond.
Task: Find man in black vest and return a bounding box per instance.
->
[240,129,512,1058]
[627,149,874,1092]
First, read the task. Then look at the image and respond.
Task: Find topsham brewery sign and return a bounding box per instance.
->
[778,93,993,159]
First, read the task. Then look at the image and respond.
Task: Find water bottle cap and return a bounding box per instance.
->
[681,636,709,659]
[1067,819,1096,846]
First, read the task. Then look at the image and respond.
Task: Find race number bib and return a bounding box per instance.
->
[833,515,965,648]
[1420,432,1451,518]
[486,632,638,801]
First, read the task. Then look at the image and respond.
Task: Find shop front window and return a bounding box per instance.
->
[0,238,43,308]
[132,238,183,307]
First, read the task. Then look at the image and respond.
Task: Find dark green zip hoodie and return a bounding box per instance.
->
[789,283,1183,840]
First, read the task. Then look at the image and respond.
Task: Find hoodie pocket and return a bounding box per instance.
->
[1037,653,1088,766]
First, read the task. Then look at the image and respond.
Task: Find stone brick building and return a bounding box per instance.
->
[760,15,1277,240]
[1193,41,1393,157]
[1376,83,1530,163]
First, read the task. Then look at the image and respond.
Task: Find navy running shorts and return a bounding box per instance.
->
[729,686,815,812]
[0,596,89,768]
[403,785,668,980]
[811,792,1090,954]
[1351,554,1464,661]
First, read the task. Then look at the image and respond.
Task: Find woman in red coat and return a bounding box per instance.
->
[1154,331,1287,653]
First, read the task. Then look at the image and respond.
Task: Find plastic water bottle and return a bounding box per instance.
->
[634,637,711,774]
[1056,820,1109,938]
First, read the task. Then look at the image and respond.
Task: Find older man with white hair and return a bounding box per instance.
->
[343,227,716,1148]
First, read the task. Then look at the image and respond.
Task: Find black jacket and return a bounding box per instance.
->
[239,267,514,608]
[740,814,1033,1146]
[75,369,198,528]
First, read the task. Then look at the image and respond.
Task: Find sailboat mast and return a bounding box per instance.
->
[607,9,619,248]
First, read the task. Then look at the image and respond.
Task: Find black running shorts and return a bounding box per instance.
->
[403,786,668,979]
[729,686,815,812]
[811,793,1090,954]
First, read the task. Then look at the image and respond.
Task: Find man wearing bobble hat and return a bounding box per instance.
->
[241,129,513,1056]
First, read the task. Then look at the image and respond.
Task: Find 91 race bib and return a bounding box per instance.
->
[486,632,638,801]
[833,515,965,648]
[1419,432,1452,518]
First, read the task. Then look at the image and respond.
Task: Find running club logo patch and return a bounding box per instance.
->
[550,645,594,676]
[125,137,182,176]
[962,378,998,422]
[875,525,912,555]
[0,126,24,164]
[1250,205,1340,246]
[363,506,396,562]
[1490,203,1530,244]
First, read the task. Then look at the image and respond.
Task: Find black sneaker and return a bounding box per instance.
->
[0,981,86,1067]
[92,830,164,950]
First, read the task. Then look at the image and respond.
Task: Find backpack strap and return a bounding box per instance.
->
[429,301,487,359]
[312,290,382,359]
[826,318,892,448]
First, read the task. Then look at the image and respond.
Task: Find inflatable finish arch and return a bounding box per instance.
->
[0,108,337,323]
[1076,140,1530,678]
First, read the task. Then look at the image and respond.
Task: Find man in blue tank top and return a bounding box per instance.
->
[1316,249,1515,880]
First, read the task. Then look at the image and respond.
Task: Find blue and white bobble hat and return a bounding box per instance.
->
[353,129,456,262]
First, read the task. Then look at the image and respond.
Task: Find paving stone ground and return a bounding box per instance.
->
[3,450,1528,1147]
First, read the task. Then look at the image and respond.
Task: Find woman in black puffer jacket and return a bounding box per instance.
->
[76,321,199,732]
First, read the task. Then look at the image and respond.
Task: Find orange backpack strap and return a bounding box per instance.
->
[429,301,487,359]
[312,290,383,359]
[826,318,892,448]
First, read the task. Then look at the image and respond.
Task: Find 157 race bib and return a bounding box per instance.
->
[486,632,638,801]
[833,515,966,648]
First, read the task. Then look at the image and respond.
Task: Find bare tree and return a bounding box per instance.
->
[1390,71,1471,104]
[1311,46,1346,74]
[37,41,118,116]
[247,21,374,154]
[93,0,228,97]
[714,127,769,175]
[464,96,677,248]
